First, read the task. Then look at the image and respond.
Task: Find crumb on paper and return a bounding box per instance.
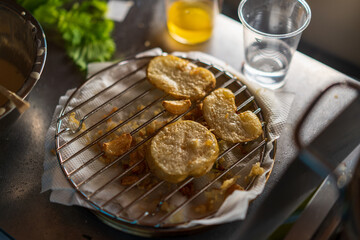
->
[69,112,86,132]
[50,149,57,155]
[145,120,167,136]
[225,184,244,198]
[160,201,186,223]
[194,189,224,214]
[137,177,158,190]
[103,107,119,123]
[153,108,162,116]
[106,121,118,132]
[145,121,158,135]
[334,94,338,99]
[138,129,146,137]
[179,182,195,197]
[120,175,139,186]
[123,137,148,178]
[94,130,104,140]
[99,156,114,164]
[137,105,145,111]
[169,210,185,224]
[208,171,219,181]
[245,162,265,182]
[128,149,147,174]
[214,157,225,171]
[84,135,91,145]
[249,162,265,177]
[220,177,245,198]
[131,122,140,129]
[160,201,172,212]
[101,133,132,158]
[183,104,203,121]
[204,189,223,211]
[240,142,252,154]
[194,204,207,214]
[220,177,238,191]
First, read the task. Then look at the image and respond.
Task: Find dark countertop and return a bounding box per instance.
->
[0,1,358,239]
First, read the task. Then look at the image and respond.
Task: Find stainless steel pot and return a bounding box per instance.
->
[0,0,47,130]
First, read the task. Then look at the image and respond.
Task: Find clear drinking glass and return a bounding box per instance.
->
[166,0,219,45]
[238,0,311,89]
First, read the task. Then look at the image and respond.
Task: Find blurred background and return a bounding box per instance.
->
[222,0,360,80]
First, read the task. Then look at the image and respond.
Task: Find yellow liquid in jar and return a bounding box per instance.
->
[167,0,214,44]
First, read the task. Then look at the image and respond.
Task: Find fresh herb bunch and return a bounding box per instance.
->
[17,0,115,72]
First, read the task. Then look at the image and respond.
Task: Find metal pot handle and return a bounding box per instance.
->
[295,81,360,150]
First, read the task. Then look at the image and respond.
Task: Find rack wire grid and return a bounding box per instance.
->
[55,55,270,230]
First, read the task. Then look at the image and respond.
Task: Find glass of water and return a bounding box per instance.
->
[238,0,311,89]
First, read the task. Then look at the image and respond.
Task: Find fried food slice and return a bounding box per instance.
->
[102,133,132,157]
[146,120,219,183]
[202,88,263,143]
[147,55,216,100]
[162,99,191,115]
[245,162,265,182]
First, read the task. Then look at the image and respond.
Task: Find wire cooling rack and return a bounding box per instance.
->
[55,55,271,233]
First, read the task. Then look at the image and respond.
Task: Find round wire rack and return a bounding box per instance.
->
[55,55,273,236]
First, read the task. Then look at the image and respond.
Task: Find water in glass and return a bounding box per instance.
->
[243,39,293,89]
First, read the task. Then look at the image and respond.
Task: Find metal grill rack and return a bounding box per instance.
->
[55,55,271,232]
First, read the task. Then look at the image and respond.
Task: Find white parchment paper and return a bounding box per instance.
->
[42,48,294,227]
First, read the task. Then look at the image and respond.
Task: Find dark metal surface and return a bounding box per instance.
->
[0,1,359,239]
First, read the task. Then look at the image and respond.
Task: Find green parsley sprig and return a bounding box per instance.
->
[17,0,115,72]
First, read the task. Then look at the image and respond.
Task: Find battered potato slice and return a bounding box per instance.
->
[202,88,263,143]
[146,120,219,183]
[102,133,132,157]
[162,99,191,115]
[147,55,216,100]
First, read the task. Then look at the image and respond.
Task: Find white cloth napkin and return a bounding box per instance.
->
[106,0,134,22]
[42,48,294,227]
